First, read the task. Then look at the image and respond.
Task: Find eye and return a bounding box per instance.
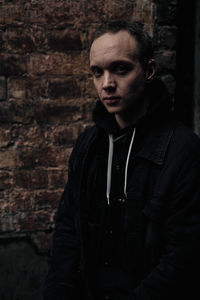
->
[112,63,132,75]
[115,64,127,74]
[91,67,103,78]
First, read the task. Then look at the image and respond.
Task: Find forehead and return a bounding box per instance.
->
[90,30,138,66]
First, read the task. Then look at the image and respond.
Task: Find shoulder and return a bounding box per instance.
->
[71,125,97,157]
[171,120,200,153]
[166,119,200,168]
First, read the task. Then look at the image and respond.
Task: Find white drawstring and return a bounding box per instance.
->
[106,128,136,205]
[106,134,114,205]
[124,128,136,198]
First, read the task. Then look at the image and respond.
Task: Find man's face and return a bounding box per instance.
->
[90,30,147,120]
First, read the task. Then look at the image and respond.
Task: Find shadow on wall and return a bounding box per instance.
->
[0,238,48,300]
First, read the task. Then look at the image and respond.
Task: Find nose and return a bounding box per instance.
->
[102,72,116,91]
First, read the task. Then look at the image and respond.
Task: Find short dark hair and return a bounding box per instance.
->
[90,20,154,70]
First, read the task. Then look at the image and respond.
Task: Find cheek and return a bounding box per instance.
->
[127,75,145,95]
[93,80,101,96]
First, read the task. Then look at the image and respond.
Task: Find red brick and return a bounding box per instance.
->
[156,26,177,50]
[0,171,13,190]
[48,78,81,99]
[15,170,48,189]
[0,101,34,124]
[156,0,177,25]
[17,210,54,231]
[7,77,49,101]
[7,78,26,100]
[26,53,89,76]
[48,169,67,189]
[0,4,25,25]
[3,27,36,53]
[48,125,80,146]
[0,54,27,75]
[132,0,155,36]
[48,29,82,51]
[104,0,134,21]
[0,149,17,169]
[0,126,12,147]
[155,50,176,74]
[34,190,62,208]
[0,76,6,100]
[34,100,83,124]
[18,146,72,169]
[9,190,34,211]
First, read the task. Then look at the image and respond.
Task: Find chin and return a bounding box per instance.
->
[105,106,123,115]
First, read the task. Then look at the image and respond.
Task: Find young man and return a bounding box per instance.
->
[43,21,200,300]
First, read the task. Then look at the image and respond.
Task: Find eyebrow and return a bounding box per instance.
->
[90,59,135,70]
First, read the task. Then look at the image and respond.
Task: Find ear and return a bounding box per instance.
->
[145,59,156,81]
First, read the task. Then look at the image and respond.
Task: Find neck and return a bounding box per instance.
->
[115,97,149,129]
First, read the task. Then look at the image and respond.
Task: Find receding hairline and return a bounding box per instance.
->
[90,30,140,62]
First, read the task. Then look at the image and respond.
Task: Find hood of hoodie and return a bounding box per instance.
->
[92,77,173,135]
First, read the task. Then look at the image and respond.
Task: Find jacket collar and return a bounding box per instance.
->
[134,119,174,165]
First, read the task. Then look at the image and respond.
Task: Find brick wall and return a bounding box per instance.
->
[0,1,177,298]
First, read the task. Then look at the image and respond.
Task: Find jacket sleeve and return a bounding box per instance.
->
[43,148,81,300]
[128,146,200,300]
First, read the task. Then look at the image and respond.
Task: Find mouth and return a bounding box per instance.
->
[103,96,121,105]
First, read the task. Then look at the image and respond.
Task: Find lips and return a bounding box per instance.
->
[103,96,121,105]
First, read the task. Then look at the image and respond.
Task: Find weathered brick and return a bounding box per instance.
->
[156,26,177,50]
[7,78,26,100]
[154,0,177,25]
[3,27,36,53]
[155,50,176,74]
[0,149,17,169]
[0,101,34,124]
[7,77,49,101]
[132,0,155,36]
[34,190,62,208]
[83,75,98,99]
[18,146,72,169]
[17,125,44,147]
[0,214,16,232]
[0,76,6,101]
[0,54,27,76]
[0,171,13,190]
[18,210,54,231]
[15,170,49,189]
[48,29,82,51]
[52,125,79,147]
[0,127,12,147]
[34,100,83,124]
[26,53,89,76]
[0,4,25,25]
[48,78,81,99]
[48,169,67,189]
[9,190,34,211]
[104,0,134,21]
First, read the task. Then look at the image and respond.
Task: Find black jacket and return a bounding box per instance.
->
[44,79,200,300]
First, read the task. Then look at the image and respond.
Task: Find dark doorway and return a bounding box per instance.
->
[175,0,196,128]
